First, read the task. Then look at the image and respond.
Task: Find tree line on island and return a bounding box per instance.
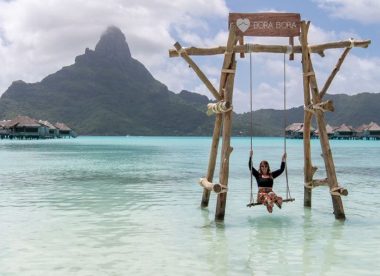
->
[0,26,379,137]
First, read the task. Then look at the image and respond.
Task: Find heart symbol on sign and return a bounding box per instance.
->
[236,18,250,32]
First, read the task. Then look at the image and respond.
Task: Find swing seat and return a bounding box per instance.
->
[246,198,295,208]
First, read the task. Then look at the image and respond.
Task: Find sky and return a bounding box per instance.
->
[0,0,379,113]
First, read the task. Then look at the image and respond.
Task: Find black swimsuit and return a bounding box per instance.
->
[248,157,285,188]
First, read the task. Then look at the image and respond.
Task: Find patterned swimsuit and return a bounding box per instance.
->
[248,157,285,212]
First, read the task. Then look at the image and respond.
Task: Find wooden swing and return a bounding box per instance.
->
[169,12,370,221]
[246,52,295,208]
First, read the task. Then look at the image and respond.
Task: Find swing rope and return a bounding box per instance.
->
[283,53,292,200]
[249,51,254,204]
[248,52,293,206]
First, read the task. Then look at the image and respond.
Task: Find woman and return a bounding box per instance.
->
[248,150,286,213]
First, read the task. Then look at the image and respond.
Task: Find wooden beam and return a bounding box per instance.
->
[199,178,228,194]
[215,25,237,221]
[320,47,352,98]
[289,36,295,60]
[173,42,221,101]
[219,25,238,98]
[238,36,245,58]
[168,39,371,57]
[304,178,329,188]
[300,21,313,208]
[304,100,335,114]
[302,32,346,219]
[201,114,222,207]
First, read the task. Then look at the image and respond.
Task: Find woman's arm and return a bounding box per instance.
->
[272,153,286,178]
[248,155,259,178]
[272,161,285,178]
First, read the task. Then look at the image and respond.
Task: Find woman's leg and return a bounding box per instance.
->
[258,192,273,213]
[269,191,283,209]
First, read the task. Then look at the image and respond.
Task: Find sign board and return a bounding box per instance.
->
[229,13,301,37]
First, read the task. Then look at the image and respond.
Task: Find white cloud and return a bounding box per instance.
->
[0,0,228,94]
[313,0,380,24]
[0,0,378,116]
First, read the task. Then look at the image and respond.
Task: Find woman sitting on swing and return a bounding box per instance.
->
[248,150,287,213]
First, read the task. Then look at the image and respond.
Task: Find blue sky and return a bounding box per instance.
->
[0,0,379,112]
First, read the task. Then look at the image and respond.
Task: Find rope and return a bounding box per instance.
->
[249,51,254,204]
[283,53,292,200]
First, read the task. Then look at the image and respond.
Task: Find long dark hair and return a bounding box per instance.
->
[259,160,272,177]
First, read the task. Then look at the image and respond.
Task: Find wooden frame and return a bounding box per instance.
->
[169,13,371,221]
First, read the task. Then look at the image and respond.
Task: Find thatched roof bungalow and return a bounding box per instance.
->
[0,120,11,138]
[39,120,58,138]
[55,122,76,138]
[363,122,380,139]
[5,115,48,138]
[314,124,336,138]
[332,124,356,139]
[285,123,315,138]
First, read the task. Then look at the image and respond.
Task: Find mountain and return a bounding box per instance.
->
[0,26,214,135]
[0,26,378,136]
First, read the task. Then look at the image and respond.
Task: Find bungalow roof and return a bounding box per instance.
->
[367,122,380,131]
[286,123,303,131]
[55,122,72,131]
[335,123,355,132]
[39,120,57,129]
[6,115,41,128]
[315,124,335,135]
[356,124,369,132]
[0,120,10,127]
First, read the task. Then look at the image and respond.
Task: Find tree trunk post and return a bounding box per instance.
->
[300,21,346,220]
[215,24,237,221]
[300,21,313,207]
[201,114,222,207]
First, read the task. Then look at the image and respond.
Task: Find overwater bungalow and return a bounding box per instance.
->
[0,115,77,139]
[0,120,11,139]
[286,122,380,140]
[334,124,356,139]
[39,120,59,138]
[314,124,335,139]
[285,122,315,139]
[5,115,48,139]
[362,122,380,140]
[55,122,77,138]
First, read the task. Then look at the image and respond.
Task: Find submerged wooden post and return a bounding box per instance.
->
[300,21,313,207]
[201,114,222,207]
[215,24,237,221]
[300,21,346,220]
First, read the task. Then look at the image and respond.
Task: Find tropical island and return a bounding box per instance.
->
[0,26,379,137]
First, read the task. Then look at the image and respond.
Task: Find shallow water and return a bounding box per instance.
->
[0,137,379,275]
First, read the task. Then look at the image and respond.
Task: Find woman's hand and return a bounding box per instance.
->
[282,153,287,162]
[249,149,253,157]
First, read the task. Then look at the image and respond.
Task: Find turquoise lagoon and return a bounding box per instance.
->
[1,136,379,275]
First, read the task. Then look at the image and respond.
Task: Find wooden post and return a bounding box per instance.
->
[215,25,237,221]
[300,22,346,220]
[201,114,222,207]
[300,21,313,207]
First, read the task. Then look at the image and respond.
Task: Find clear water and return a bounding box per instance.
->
[0,136,379,275]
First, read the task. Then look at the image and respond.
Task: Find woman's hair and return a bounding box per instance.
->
[259,160,271,176]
